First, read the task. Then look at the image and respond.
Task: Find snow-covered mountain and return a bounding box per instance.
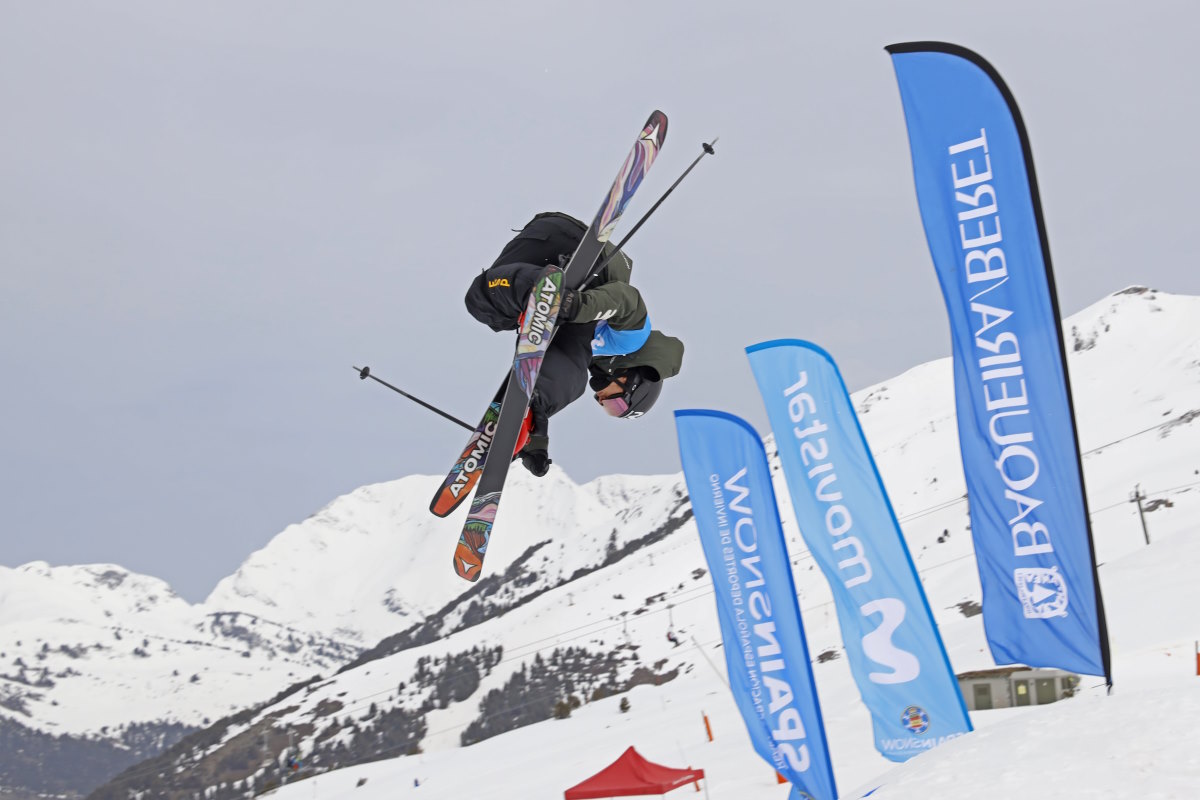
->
[0,469,687,739]
[0,460,691,794]
[4,286,1199,798]
[0,561,354,734]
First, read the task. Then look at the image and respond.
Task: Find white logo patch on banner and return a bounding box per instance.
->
[1014,567,1069,618]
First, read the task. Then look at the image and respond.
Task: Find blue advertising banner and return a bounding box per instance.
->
[675,410,837,800]
[887,42,1109,679]
[748,340,973,762]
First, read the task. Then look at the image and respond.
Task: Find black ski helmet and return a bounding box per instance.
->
[600,366,663,419]
[622,372,663,418]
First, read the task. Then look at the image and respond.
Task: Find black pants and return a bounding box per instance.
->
[533,320,597,419]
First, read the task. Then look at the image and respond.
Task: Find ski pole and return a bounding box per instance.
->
[352,366,473,431]
[585,138,718,287]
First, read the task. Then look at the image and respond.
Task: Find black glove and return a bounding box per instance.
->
[558,288,580,323]
[518,429,551,477]
[519,448,552,477]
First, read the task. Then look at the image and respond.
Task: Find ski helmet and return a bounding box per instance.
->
[595,367,663,419]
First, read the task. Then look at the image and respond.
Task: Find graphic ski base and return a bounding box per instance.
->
[430,401,502,517]
[453,491,500,581]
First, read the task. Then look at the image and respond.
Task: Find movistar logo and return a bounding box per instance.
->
[488,278,510,288]
[861,598,920,684]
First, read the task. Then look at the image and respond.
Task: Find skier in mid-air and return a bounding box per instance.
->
[464,211,684,478]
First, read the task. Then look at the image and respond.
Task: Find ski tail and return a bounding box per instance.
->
[453,492,500,581]
[451,111,668,582]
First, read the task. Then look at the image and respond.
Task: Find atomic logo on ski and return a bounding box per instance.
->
[430,402,503,517]
[515,269,563,393]
[449,428,494,499]
[523,276,561,347]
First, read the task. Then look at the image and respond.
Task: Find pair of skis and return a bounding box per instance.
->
[430,111,670,582]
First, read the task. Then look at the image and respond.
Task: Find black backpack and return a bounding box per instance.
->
[490,211,632,286]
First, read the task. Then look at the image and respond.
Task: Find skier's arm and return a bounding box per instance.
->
[570,282,647,330]
[464,262,544,332]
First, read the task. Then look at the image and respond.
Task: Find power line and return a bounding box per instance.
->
[1080,417,1185,455]
[1144,478,1200,497]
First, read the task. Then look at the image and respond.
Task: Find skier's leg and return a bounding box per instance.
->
[531,323,595,419]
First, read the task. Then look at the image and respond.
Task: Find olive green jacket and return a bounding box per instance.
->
[575,282,684,382]
[593,330,685,382]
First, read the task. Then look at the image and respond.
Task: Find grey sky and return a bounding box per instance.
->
[2,1,1197,602]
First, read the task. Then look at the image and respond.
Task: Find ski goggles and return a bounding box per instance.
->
[594,372,642,418]
[595,392,632,418]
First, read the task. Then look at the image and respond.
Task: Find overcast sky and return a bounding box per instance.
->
[2,1,1197,602]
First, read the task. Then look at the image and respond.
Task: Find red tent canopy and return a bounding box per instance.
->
[564,746,705,799]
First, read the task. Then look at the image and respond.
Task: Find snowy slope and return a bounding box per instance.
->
[254,285,1194,798]
[7,287,1200,799]
[259,288,1200,799]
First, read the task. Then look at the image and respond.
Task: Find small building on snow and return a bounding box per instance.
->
[957,667,1080,711]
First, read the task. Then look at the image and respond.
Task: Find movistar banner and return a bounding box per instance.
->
[675,410,837,800]
[748,340,973,762]
[887,42,1109,678]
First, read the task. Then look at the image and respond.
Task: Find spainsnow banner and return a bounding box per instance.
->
[887,42,1110,679]
[748,340,973,762]
[675,410,837,800]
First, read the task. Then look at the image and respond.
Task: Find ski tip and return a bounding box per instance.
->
[645,110,668,146]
